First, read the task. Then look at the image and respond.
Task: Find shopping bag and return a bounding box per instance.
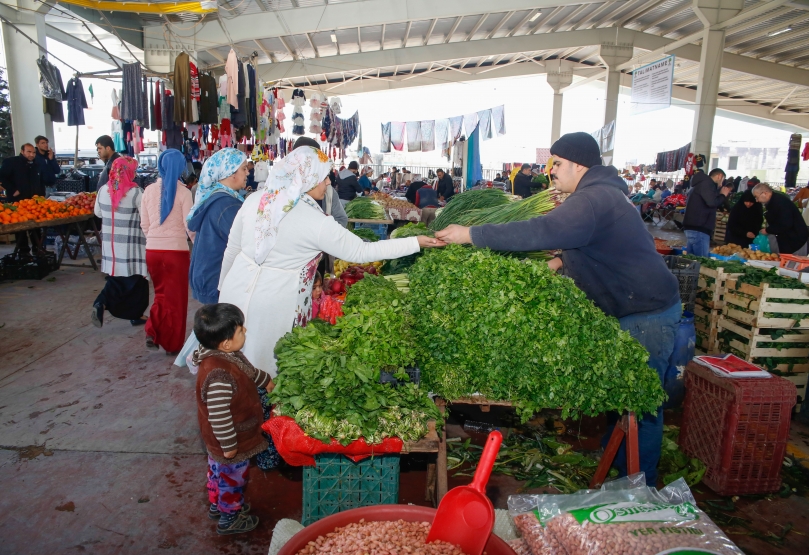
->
[753,233,771,253]
[174,331,200,371]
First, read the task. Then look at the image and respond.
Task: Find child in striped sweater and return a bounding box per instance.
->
[193,303,274,536]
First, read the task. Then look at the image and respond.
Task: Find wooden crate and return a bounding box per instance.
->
[713,214,728,245]
[784,373,808,413]
[722,279,809,329]
[696,267,744,309]
[696,329,721,355]
[0,233,13,244]
[716,316,809,373]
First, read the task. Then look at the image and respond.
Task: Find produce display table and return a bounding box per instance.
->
[0,214,100,271]
[385,206,421,222]
[347,218,394,225]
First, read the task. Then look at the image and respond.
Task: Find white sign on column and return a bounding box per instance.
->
[630,55,675,115]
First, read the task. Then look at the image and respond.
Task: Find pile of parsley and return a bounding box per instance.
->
[408,245,666,420]
[271,275,440,445]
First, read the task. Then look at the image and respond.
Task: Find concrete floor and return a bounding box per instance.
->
[1,234,808,555]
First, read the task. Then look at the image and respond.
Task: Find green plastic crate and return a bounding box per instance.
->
[302,454,400,525]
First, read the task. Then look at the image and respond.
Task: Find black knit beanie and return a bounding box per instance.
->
[348,161,360,170]
[550,132,602,168]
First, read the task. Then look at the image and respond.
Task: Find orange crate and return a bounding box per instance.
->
[779,254,809,272]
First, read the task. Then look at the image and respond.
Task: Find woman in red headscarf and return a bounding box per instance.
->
[91,155,149,327]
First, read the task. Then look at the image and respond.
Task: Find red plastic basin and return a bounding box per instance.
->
[277,505,517,555]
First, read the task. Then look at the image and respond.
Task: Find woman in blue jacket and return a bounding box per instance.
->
[186,149,248,304]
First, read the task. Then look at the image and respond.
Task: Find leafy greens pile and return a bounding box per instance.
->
[408,245,666,419]
[350,227,380,242]
[391,222,434,239]
[345,198,387,220]
[271,274,440,445]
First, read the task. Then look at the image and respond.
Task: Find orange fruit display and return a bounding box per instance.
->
[0,194,95,226]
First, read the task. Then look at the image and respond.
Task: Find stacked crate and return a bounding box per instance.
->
[718,278,809,410]
[713,213,728,245]
[694,265,742,355]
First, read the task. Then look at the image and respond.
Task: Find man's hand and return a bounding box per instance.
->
[547,257,563,272]
[13,190,19,197]
[434,225,472,245]
[760,228,768,235]
[747,232,756,239]
[223,449,237,459]
[720,186,732,196]
[48,148,55,160]
[416,235,446,249]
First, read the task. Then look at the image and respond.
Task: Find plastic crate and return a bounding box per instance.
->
[0,251,58,280]
[54,179,86,193]
[679,362,796,496]
[354,222,388,241]
[302,454,400,526]
[379,366,420,386]
[663,255,700,313]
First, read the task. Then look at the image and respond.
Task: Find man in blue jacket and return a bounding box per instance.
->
[34,136,61,190]
[436,132,681,486]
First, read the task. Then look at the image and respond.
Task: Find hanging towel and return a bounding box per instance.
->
[491,105,506,136]
[435,118,450,152]
[449,116,464,141]
[420,120,435,152]
[391,122,406,151]
[406,121,422,152]
[477,109,492,141]
[380,122,391,153]
[463,112,479,138]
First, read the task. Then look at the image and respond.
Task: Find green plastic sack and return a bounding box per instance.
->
[753,233,771,253]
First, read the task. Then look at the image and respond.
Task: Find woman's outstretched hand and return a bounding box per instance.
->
[417,235,447,249]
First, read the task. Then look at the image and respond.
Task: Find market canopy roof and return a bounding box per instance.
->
[37,0,809,130]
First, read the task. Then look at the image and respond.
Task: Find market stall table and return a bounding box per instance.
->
[0,213,100,271]
[386,205,421,222]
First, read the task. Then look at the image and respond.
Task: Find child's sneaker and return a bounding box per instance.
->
[208,502,251,520]
[217,510,259,535]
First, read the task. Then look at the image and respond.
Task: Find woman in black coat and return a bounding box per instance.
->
[725,190,763,248]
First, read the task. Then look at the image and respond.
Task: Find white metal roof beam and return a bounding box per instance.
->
[486,11,515,39]
[640,4,692,32]
[45,23,131,68]
[306,33,319,57]
[551,5,591,33]
[145,1,603,50]
[254,0,267,12]
[445,16,463,42]
[381,23,386,49]
[279,36,298,60]
[403,21,412,47]
[424,18,437,45]
[617,0,668,28]
[465,14,487,41]
[506,9,539,37]
[529,6,564,33]
[574,1,617,31]
[722,7,796,47]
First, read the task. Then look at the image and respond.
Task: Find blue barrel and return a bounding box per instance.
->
[663,311,695,409]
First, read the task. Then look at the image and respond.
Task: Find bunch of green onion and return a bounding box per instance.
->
[430,189,510,230]
[456,191,556,226]
[345,197,386,220]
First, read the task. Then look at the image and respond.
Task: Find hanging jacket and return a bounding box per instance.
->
[66,77,88,127]
[336,169,363,201]
[469,165,680,319]
[725,190,763,248]
[764,192,809,254]
[682,171,728,236]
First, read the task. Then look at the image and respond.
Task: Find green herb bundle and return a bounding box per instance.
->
[345,197,386,220]
[350,228,380,242]
[408,245,666,419]
[456,190,556,226]
[271,275,440,445]
[391,222,434,239]
[430,189,510,230]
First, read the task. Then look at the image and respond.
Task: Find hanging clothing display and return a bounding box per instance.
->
[291,88,306,135]
[390,122,406,151]
[491,105,506,136]
[247,64,258,130]
[149,80,156,131]
[43,64,66,123]
[406,121,422,152]
[308,92,326,135]
[230,61,247,128]
[173,52,192,124]
[449,116,464,141]
[785,133,802,188]
[477,109,492,141]
[142,75,150,129]
[380,122,391,153]
[420,120,435,152]
[802,142,809,162]
[655,142,691,172]
[121,63,147,121]
[435,118,450,152]
[463,112,479,138]
[198,73,219,124]
[36,56,63,100]
[65,77,88,126]
[153,82,162,130]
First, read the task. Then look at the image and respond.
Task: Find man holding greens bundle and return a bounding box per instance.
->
[436,132,681,486]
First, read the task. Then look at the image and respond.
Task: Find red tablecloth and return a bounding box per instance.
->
[262,415,404,467]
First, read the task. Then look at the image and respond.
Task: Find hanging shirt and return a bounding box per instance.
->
[226,49,239,108]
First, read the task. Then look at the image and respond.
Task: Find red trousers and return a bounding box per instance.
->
[145,249,190,353]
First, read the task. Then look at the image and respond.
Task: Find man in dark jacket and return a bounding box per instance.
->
[336,160,363,204]
[436,169,455,201]
[34,136,61,189]
[512,163,533,198]
[682,168,732,257]
[752,182,809,255]
[435,132,682,485]
[405,176,428,204]
[0,143,45,254]
[95,135,120,191]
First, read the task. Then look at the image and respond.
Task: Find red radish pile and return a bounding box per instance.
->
[324,265,378,296]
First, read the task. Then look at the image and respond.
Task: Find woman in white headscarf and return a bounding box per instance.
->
[218,146,442,376]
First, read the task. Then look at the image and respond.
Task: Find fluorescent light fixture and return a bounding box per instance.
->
[529,12,541,22]
[330,33,338,42]
[767,27,791,37]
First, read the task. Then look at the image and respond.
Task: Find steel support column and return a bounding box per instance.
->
[545,60,573,143]
[598,43,633,159]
